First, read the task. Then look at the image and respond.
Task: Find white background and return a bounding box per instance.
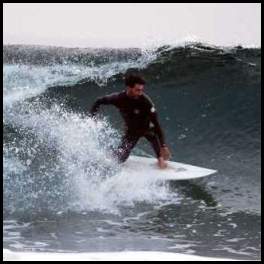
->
[3,3,261,48]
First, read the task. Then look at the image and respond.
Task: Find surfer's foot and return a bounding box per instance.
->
[158,157,168,169]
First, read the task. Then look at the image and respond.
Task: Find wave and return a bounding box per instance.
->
[3,46,157,105]
[3,42,261,217]
[3,44,143,66]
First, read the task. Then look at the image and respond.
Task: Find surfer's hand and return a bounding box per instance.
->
[160,146,171,161]
[158,157,168,169]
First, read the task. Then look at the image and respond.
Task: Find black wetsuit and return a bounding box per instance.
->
[90,91,166,162]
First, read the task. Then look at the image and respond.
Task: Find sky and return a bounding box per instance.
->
[3,3,261,48]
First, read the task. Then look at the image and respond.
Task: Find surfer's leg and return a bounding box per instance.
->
[113,133,139,163]
[144,131,161,158]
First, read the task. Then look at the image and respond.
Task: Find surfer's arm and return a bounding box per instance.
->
[150,112,172,161]
[149,111,166,146]
[144,94,166,146]
[150,112,171,161]
[90,93,119,116]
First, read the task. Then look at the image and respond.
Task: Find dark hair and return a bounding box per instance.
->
[124,73,146,88]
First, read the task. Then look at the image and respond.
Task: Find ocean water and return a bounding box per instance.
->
[3,43,261,260]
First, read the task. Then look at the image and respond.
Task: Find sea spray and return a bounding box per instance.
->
[4,101,175,216]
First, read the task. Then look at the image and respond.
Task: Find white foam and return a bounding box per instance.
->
[3,249,241,261]
[3,48,157,106]
[4,103,180,215]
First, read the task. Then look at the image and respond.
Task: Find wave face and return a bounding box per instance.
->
[3,43,261,260]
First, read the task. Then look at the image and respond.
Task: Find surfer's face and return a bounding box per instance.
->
[128,84,144,98]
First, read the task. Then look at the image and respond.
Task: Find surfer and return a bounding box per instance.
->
[90,73,171,169]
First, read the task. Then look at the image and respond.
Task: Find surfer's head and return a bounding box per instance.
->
[125,74,145,98]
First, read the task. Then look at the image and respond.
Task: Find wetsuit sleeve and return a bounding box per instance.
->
[90,93,119,116]
[150,110,166,146]
[143,94,166,146]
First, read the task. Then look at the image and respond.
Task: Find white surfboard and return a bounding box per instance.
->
[124,156,217,180]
